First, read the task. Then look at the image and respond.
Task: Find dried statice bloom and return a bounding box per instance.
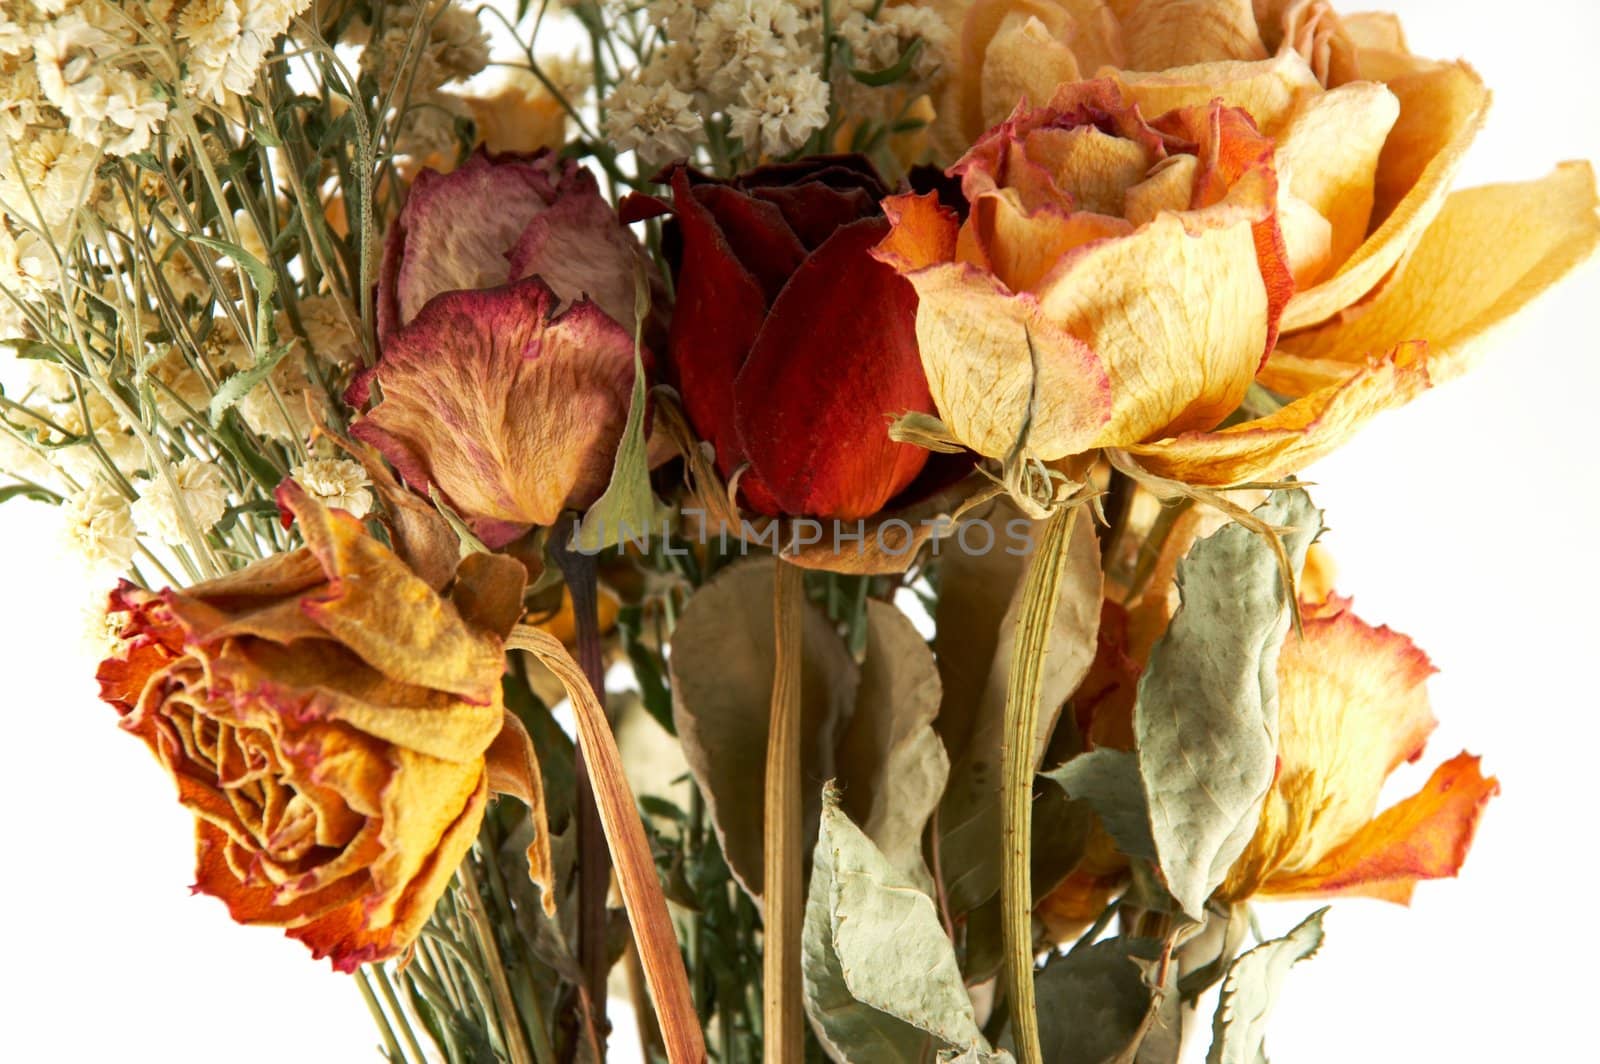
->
[290,456,372,518]
[604,72,705,167]
[728,68,830,158]
[178,0,314,104]
[130,456,229,544]
[59,477,137,575]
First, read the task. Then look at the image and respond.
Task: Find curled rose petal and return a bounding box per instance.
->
[1259,753,1499,903]
[1266,163,1600,393]
[1126,340,1431,485]
[350,278,637,548]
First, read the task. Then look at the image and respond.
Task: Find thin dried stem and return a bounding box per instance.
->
[762,559,806,1064]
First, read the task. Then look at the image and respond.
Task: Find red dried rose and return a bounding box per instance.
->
[628,156,938,520]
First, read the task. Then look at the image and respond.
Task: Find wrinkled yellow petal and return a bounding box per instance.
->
[1340,10,1408,53]
[1276,80,1400,270]
[971,189,1133,293]
[1275,188,1333,287]
[1222,600,1438,899]
[1262,753,1498,903]
[1271,162,1600,389]
[1126,340,1429,484]
[1123,154,1198,226]
[1025,125,1154,215]
[980,9,1085,130]
[1111,0,1266,69]
[1280,61,1489,330]
[1038,207,1270,446]
[1112,51,1321,134]
[898,261,1113,459]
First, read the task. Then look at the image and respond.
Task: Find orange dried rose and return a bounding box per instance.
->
[96,482,545,970]
[916,0,1599,486]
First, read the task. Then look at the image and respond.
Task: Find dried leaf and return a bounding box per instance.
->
[1205,908,1328,1064]
[1046,749,1155,865]
[1014,938,1178,1064]
[802,788,1003,1063]
[1135,489,1321,918]
[835,600,949,890]
[668,558,857,897]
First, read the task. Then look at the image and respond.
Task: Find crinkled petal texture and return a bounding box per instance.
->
[651,157,936,518]
[877,81,1289,461]
[1221,597,1498,903]
[351,279,637,548]
[377,148,645,340]
[931,1,1496,326]
[96,484,525,970]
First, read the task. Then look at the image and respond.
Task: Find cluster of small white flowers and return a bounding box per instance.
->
[290,456,373,519]
[58,477,138,576]
[604,0,950,166]
[130,456,229,545]
[177,0,314,105]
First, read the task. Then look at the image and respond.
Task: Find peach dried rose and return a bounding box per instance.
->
[918,0,1598,487]
[96,482,547,970]
[874,80,1292,462]
[1040,589,1497,921]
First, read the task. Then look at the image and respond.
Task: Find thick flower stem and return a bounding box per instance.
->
[549,526,613,1046]
[763,559,806,1064]
[506,625,706,1063]
[1002,506,1080,1064]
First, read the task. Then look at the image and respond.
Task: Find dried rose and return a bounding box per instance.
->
[96,482,539,970]
[352,149,651,547]
[918,0,1599,484]
[629,156,938,519]
[875,80,1293,463]
[1039,589,1496,928]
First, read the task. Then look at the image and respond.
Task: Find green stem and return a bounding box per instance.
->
[1000,506,1081,1064]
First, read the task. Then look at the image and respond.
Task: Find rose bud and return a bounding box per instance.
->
[351,149,654,547]
[96,482,538,970]
[627,156,938,520]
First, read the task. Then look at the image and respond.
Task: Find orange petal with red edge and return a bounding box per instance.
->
[1261,753,1499,904]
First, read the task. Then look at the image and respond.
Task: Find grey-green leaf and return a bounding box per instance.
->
[1135,489,1321,918]
[1206,908,1328,1064]
[1046,748,1155,864]
[1013,938,1179,1064]
[803,789,1006,1064]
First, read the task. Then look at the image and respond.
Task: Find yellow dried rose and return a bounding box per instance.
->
[908,0,1599,485]
[96,482,550,969]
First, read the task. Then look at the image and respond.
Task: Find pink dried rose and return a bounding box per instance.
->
[351,150,652,547]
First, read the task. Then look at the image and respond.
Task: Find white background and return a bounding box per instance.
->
[3,1,1597,1060]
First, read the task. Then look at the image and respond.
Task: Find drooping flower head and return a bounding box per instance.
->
[96,483,530,969]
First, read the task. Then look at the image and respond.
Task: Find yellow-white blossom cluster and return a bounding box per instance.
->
[604,0,950,166]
